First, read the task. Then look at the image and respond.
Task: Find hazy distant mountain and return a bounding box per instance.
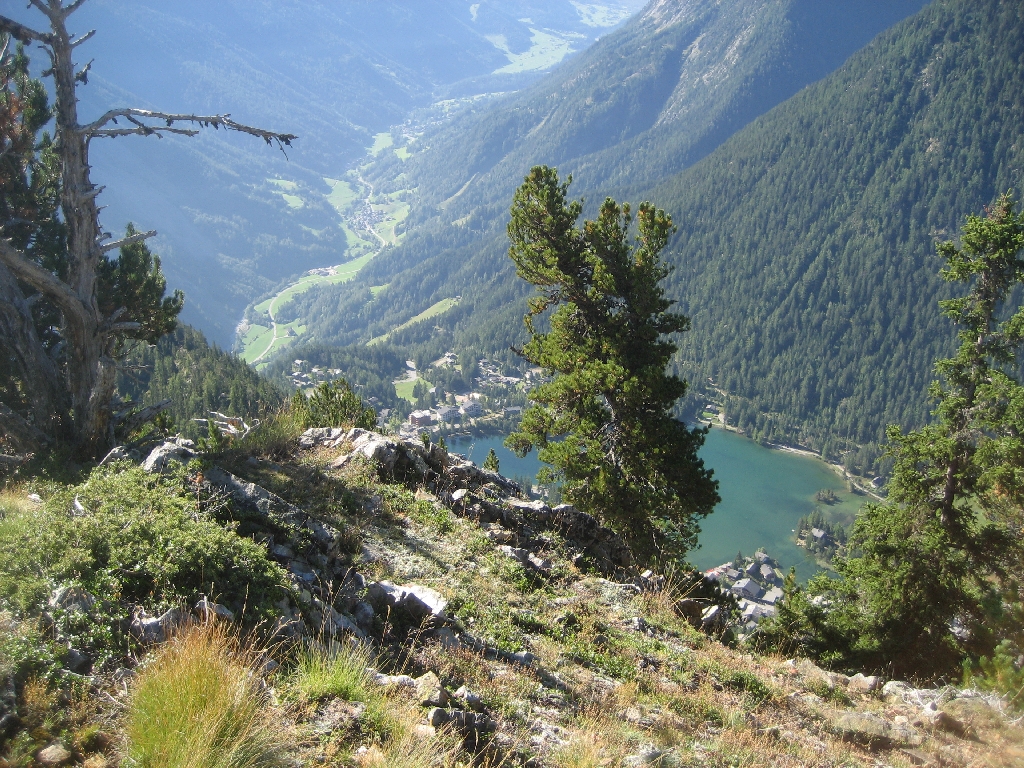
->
[9,0,645,344]
[376,0,929,212]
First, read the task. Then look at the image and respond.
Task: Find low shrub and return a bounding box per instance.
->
[291,379,376,431]
[967,639,1024,712]
[124,623,290,768]
[0,462,287,623]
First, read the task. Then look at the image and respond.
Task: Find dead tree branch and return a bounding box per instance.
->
[82,109,297,152]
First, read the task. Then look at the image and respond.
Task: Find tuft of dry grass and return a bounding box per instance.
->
[123,622,290,768]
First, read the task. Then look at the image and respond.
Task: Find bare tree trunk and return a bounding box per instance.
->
[0,1,295,458]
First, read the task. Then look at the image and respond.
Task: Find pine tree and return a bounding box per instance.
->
[0,5,294,459]
[760,194,1024,679]
[483,448,500,473]
[505,166,719,563]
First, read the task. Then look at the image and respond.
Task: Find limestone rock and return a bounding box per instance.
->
[331,429,400,472]
[203,466,344,560]
[848,672,882,694]
[36,743,71,766]
[353,601,374,632]
[548,504,633,575]
[195,597,234,622]
[99,445,141,465]
[142,441,195,473]
[882,680,916,703]
[674,598,704,626]
[372,672,417,690]
[498,545,552,573]
[298,427,346,450]
[453,685,485,712]
[130,607,184,644]
[414,671,450,707]
[427,707,450,727]
[833,711,923,749]
[366,581,448,624]
[919,702,970,737]
[49,585,97,615]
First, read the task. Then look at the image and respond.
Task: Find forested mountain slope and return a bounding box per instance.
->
[656,0,1024,465]
[285,0,928,361]
[6,0,644,345]
[119,326,286,439]
[285,0,1024,474]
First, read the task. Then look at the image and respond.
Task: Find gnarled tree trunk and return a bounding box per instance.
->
[0,1,295,458]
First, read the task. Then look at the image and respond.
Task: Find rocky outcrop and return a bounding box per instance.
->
[141,438,196,473]
[302,427,636,578]
[366,581,449,626]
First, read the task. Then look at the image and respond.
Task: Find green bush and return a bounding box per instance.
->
[292,640,375,702]
[291,379,376,431]
[289,641,399,743]
[0,463,286,622]
[967,640,1024,712]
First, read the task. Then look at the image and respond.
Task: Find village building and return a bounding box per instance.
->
[437,405,460,423]
[460,400,483,418]
[409,410,434,427]
[732,578,764,600]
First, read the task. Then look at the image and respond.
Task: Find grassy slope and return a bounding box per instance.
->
[241,252,377,362]
[367,298,460,346]
[4,432,1018,766]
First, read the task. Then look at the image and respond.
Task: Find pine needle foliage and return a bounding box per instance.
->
[505,166,719,563]
[759,194,1024,679]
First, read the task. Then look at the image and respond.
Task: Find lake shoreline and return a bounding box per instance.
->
[701,421,884,503]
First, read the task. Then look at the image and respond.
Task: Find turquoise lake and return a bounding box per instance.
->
[449,427,868,580]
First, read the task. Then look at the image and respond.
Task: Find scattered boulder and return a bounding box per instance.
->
[848,672,882,694]
[431,627,462,650]
[498,545,552,574]
[142,440,195,473]
[453,686,485,713]
[366,582,448,626]
[195,597,234,622]
[329,429,400,473]
[882,680,916,704]
[353,601,374,632]
[414,671,450,707]
[371,672,417,690]
[36,743,72,766]
[49,585,97,615]
[298,427,347,450]
[832,711,922,749]
[130,607,185,644]
[674,598,705,627]
[63,647,91,674]
[99,445,141,465]
[918,702,971,738]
